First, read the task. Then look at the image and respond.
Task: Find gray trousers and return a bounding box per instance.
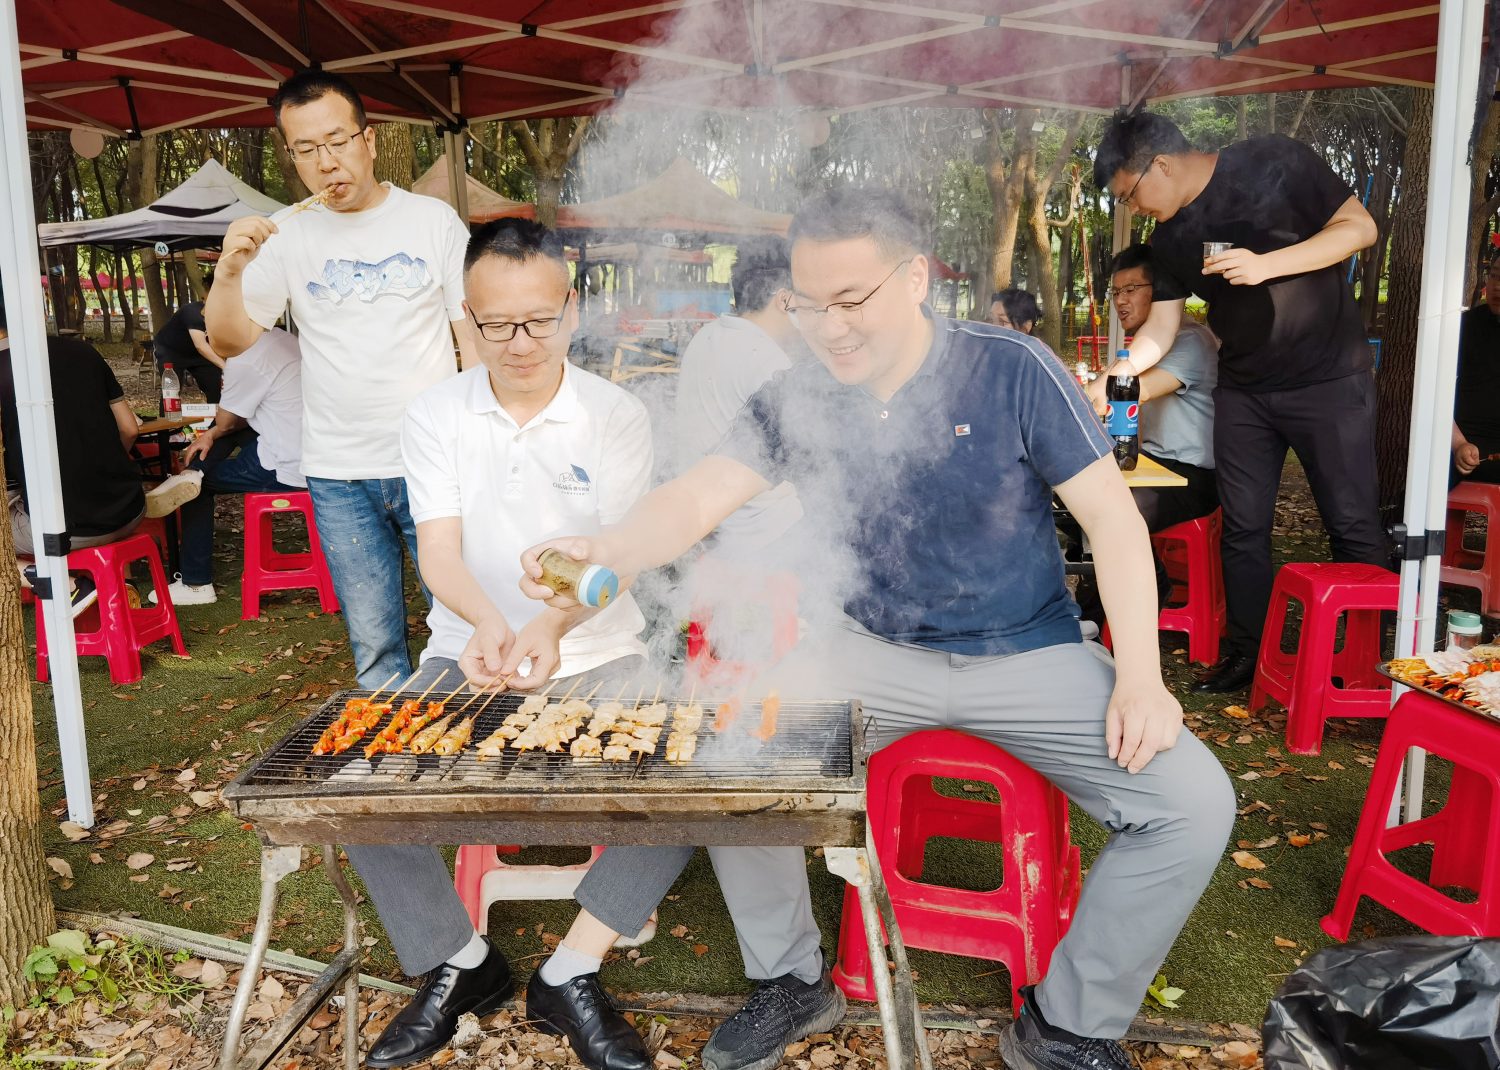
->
[573,619,1235,1039]
[344,653,649,976]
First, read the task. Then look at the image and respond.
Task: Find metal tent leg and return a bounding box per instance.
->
[825,838,933,1070]
[219,846,363,1070]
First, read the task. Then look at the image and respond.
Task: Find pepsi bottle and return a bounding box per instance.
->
[1106,349,1140,471]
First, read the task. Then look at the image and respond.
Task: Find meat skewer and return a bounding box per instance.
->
[714,696,742,733]
[283,186,334,218]
[431,715,476,755]
[407,713,456,755]
[753,691,781,742]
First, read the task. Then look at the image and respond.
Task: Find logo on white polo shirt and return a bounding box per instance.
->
[553,464,592,495]
[954,424,971,437]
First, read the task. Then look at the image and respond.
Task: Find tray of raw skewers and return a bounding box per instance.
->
[1380,645,1500,721]
[241,667,854,790]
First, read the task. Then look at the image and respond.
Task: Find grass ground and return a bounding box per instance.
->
[26,346,1444,1034]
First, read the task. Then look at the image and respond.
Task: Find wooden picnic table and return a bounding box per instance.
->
[1121,454,1189,489]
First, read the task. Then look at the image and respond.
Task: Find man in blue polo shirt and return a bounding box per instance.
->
[516,190,1234,1070]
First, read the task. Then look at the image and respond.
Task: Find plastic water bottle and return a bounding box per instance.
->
[161,363,182,416]
[1106,349,1140,471]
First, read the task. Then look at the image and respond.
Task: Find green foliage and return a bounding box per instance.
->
[1146,972,1187,1010]
[15,931,198,1015]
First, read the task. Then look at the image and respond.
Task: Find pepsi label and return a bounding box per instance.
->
[1106,400,1138,438]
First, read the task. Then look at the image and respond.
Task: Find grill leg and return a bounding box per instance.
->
[825,843,932,1070]
[219,846,365,1070]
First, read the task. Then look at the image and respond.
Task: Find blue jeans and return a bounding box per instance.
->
[305,476,427,688]
[179,437,296,586]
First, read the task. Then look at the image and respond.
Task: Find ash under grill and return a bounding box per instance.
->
[234,689,859,793]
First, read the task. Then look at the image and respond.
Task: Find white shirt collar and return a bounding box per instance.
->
[468,360,579,428]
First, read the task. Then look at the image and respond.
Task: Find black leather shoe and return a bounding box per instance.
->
[526,969,650,1070]
[366,939,514,1068]
[1192,653,1257,694]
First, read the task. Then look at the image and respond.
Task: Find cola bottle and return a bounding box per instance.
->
[1106,349,1139,471]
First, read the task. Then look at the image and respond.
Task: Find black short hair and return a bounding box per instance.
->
[271,69,367,132]
[731,238,790,313]
[1110,243,1155,283]
[788,188,930,260]
[1093,110,1191,191]
[992,287,1040,327]
[464,218,568,276]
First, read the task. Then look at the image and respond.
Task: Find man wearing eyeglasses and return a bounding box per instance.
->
[206,70,476,688]
[517,189,1233,1070]
[1076,244,1220,629]
[341,218,657,1069]
[1093,111,1384,694]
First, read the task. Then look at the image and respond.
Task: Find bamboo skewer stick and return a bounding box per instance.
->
[583,683,603,702]
[364,672,402,704]
[284,186,333,217]
[412,669,449,706]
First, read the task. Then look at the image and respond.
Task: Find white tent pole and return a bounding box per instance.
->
[0,0,95,827]
[1395,0,1486,823]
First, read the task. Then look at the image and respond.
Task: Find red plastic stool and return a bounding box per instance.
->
[831,730,1080,1012]
[1321,690,1500,940]
[35,533,187,686]
[1152,510,1226,666]
[241,492,339,619]
[685,566,799,689]
[1249,562,1399,756]
[1442,481,1500,614]
[454,845,656,946]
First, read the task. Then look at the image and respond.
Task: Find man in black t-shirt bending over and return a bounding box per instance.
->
[1092,112,1386,693]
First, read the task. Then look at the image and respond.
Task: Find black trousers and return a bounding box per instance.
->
[1073,452,1219,628]
[1214,372,1386,658]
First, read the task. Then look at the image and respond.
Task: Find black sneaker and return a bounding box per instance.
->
[69,576,98,619]
[701,962,846,1070]
[998,986,1133,1070]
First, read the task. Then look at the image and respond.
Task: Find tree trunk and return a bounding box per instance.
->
[182,250,208,301]
[113,251,136,343]
[1375,89,1434,516]
[374,123,416,190]
[242,129,267,193]
[512,118,590,228]
[126,136,170,334]
[270,130,310,201]
[984,109,1035,290]
[1466,99,1500,301]
[0,431,56,1001]
[1024,172,1062,351]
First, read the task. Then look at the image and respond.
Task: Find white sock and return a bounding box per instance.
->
[445,930,489,970]
[538,944,603,987]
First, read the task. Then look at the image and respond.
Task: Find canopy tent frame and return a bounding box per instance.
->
[2,0,1491,832]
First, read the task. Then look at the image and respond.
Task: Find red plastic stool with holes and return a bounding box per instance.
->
[454,845,656,946]
[1248,562,1399,755]
[1321,690,1500,940]
[685,566,799,689]
[241,492,339,619]
[1152,510,1226,666]
[35,532,187,685]
[1442,481,1500,615]
[831,730,1080,1012]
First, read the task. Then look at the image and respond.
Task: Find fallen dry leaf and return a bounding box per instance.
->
[59,821,90,842]
[125,852,155,870]
[46,857,74,880]
[200,959,228,988]
[1273,936,1298,948]
[175,768,197,784]
[1287,832,1312,848]
[1231,851,1266,871]
[1222,705,1250,719]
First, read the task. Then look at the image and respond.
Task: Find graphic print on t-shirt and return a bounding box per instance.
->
[306,252,432,304]
[553,464,592,495]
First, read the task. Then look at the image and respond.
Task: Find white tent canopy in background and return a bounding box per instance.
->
[37,157,285,250]
[0,0,1491,828]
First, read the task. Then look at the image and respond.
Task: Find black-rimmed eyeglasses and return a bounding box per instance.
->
[1119,156,1159,209]
[783,259,911,330]
[467,300,569,343]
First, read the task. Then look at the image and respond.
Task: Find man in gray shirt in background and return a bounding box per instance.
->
[674,238,803,557]
[1078,244,1219,626]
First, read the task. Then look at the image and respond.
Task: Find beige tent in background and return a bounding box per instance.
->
[412,153,535,224]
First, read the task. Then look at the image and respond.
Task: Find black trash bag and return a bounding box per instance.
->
[1262,935,1500,1070]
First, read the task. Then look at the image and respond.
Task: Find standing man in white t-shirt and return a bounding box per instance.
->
[206,70,475,686]
[340,219,658,1070]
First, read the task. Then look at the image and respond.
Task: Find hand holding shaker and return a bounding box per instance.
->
[537,548,619,608]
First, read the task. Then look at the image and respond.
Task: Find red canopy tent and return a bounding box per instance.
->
[18,1,1443,136]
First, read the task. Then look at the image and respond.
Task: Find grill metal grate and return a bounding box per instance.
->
[237,689,856,793]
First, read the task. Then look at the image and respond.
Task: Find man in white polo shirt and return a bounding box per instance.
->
[341,219,656,1070]
[206,69,475,686]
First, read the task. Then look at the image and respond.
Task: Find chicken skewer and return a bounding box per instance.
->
[283,186,334,218]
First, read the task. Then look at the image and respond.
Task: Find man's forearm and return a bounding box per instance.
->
[597,480,721,576]
[1260,217,1374,280]
[1123,302,1184,375]
[203,278,261,358]
[1089,513,1163,685]
[422,552,505,628]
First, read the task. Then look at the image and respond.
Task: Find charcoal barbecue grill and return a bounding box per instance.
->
[219,689,932,1070]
